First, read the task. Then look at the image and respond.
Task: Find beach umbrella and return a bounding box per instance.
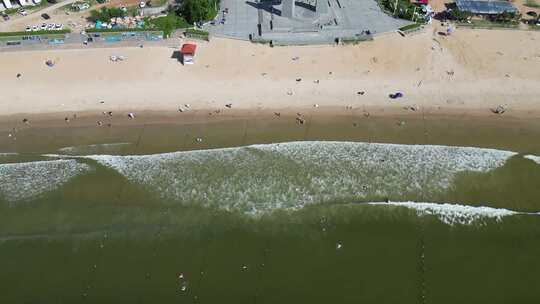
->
[389,92,404,99]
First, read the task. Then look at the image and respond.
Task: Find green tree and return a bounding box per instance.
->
[179,0,218,24]
[88,7,126,23]
[147,13,189,37]
[491,11,520,23]
[449,9,472,22]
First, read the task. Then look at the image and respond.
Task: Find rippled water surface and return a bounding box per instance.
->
[1,117,540,303]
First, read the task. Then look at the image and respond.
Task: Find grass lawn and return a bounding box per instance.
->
[145,14,189,37]
[0,29,71,37]
[399,23,423,32]
[185,28,209,37]
[457,19,519,29]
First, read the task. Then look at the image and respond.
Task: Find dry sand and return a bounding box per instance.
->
[1,25,540,123]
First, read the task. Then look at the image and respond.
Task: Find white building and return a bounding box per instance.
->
[2,0,13,9]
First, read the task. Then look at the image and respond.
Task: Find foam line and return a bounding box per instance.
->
[367,201,529,225]
[524,155,540,165]
[85,141,516,214]
[57,143,132,155]
[0,153,18,156]
[0,159,91,203]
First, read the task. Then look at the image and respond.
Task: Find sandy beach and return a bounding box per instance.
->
[1,25,540,124]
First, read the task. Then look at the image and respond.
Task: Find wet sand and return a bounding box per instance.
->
[2,106,540,155]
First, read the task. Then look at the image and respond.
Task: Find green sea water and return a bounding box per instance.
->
[1,114,539,303]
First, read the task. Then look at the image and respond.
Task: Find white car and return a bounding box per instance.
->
[32,25,38,31]
[55,23,63,30]
[139,1,146,8]
[25,26,32,32]
[48,24,55,30]
[40,23,47,30]
[18,9,28,16]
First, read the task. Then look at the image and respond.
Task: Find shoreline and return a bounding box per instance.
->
[2,107,540,155]
[1,104,540,126]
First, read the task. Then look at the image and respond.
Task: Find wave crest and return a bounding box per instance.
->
[86,141,516,214]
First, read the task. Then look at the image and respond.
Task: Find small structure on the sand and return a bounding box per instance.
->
[109,55,126,62]
[180,43,197,65]
[491,104,507,114]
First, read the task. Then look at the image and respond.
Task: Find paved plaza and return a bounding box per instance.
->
[205,0,411,44]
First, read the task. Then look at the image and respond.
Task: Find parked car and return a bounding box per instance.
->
[1,13,9,21]
[40,23,47,30]
[55,23,63,30]
[32,25,38,31]
[26,26,32,32]
[41,13,51,20]
[19,9,28,16]
[47,0,57,3]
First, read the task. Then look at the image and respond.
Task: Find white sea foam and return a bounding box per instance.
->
[58,143,132,155]
[86,141,516,214]
[367,201,522,225]
[524,155,540,165]
[0,159,91,203]
[0,153,18,157]
[42,154,84,159]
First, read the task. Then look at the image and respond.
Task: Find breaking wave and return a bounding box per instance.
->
[58,143,132,155]
[366,201,530,225]
[0,160,91,203]
[86,141,516,214]
[524,155,540,165]
[0,153,18,157]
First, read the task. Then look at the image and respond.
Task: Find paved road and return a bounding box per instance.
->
[0,0,80,31]
[0,30,185,52]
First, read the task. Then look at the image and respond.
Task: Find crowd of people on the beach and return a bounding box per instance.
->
[7,33,516,143]
[12,75,509,140]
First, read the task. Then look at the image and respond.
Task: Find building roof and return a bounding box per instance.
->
[455,0,518,14]
[181,43,197,55]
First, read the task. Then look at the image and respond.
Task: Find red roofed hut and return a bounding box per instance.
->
[180,43,197,65]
